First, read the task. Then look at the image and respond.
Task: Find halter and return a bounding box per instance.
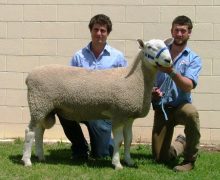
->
[144,46,168,61]
[144,45,171,120]
[156,47,168,58]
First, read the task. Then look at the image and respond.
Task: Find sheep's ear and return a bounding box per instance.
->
[164,38,174,46]
[137,39,145,49]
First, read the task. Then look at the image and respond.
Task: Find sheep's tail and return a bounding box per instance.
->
[125,51,143,78]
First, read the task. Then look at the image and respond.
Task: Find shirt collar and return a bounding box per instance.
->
[86,42,111,55]
[169,44,190,54]
[183,46,190,55]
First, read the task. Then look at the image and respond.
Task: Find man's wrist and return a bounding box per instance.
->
[169,69,177,78]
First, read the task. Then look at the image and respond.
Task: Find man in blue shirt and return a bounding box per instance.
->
[58,14,127,160]
[151,16,202,172]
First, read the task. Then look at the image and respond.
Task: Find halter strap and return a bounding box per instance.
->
[144,53,154,60]
[144,46,168,60]
[155,47,168,59]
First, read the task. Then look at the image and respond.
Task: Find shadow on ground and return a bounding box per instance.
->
[8,145,156,169]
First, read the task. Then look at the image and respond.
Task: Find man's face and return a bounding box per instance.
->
[171,24,191,46]
[90,23,109,45]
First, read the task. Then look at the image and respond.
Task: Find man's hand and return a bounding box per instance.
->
[158,66,173,74]
[152,87,163,100]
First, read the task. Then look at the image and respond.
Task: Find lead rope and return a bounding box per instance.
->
[159,75,172,120]
[144,45,171,120]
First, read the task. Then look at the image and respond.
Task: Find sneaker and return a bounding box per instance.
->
[173,160,195,172]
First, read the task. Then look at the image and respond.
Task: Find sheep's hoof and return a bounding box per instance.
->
[124,159,135,167]
[114,164,123,170]
[38,158,46,162]
[35,155,45,162]
[21,159,32,167]
[125,162,138,168]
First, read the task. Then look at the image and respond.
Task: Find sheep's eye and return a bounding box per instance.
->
[148,46,157,52]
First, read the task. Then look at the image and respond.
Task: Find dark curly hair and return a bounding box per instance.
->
[172,15,193,30]
[88,14,112,33]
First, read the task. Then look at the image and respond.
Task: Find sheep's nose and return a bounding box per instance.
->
[164,59,171,63]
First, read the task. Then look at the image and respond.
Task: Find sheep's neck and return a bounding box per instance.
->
[142,63,157,90]
[126,59,156,117]
[127,56,156,92]
[127,52,156,83]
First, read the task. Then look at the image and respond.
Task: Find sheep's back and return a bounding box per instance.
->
[26,64,133,120]
[26,64,151,121]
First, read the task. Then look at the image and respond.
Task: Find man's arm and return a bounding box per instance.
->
[159,66,194,93]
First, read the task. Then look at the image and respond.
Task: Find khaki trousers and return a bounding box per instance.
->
[152,103,200,162]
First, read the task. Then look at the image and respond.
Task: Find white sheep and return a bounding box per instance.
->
[21,38,173,170]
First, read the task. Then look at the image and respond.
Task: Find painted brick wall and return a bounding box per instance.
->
[0,0,219,145]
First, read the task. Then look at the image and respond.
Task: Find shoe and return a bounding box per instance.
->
[171,134,186,158]
[173,160,195,172]
[175,134,186,146]
[71,152,89,161]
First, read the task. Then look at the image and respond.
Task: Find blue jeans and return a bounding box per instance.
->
[58,116,113,158]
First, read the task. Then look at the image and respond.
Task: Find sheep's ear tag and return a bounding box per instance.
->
[137,39,145,49]
[164,38,174,46]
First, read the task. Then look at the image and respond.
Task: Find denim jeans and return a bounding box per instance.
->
[58,115,113,158]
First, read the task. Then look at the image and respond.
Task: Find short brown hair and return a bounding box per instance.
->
[88,14,112,34]
[172,15,193,30]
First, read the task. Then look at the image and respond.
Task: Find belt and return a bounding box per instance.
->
[164,105,176,109]
[153,104,176,111]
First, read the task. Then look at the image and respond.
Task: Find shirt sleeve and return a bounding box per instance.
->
[185,55,202,88]
[69,54,81,67]
[117,53,128,67]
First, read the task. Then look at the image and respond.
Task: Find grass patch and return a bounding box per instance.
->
[0,141,219,179]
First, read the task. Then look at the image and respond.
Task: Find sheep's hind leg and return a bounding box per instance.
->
[34,125,45,162]
[123,118,135,167]
[112,121,124,170]
[21,127,35,166]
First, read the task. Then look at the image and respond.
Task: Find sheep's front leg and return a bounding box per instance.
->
[123,118,135,167]
[21,127,35,166]
[112,121,124,170]
[34,125,45,161]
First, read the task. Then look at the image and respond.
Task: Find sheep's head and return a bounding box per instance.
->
[137,38,173,67]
